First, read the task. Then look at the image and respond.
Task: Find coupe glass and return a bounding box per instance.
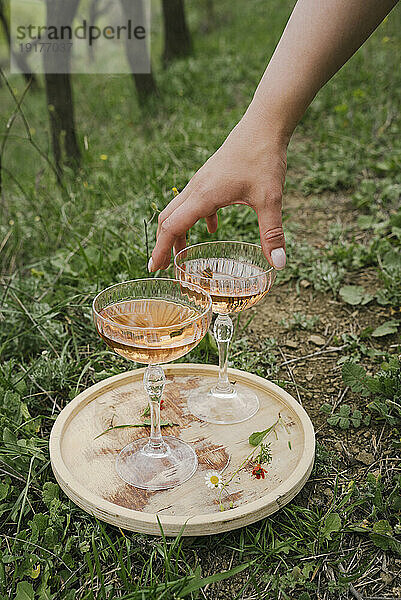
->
[175,241,275,424]
[92,278,212,490]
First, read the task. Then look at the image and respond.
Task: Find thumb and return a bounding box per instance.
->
[256,195,286,270]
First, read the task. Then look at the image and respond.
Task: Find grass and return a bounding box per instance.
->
[0,0,400,598]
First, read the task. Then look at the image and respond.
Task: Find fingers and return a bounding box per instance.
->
[150,193,210,271]
[256,191,286,270]
[149,186,192,272]
[173,234,187,258]
[151,210,217,271]
[156,185,192,238]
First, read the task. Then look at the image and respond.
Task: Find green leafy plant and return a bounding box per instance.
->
[342,358,401,430]
[376,249,401,307]
[321,512,342,541]
[348,473,401,555]
[339,285,373,306]
[371,319,400,337]
[308,259,345,296]
[279,312,320,331]
[320,403,371,429]
[215,415,287,510]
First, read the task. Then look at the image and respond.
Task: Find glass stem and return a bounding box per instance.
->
[213,314,234,394]
[143,364,166,454]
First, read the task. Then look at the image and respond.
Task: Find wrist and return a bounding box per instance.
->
[242,96,294,148]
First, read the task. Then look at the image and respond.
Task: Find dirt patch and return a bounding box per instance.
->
[249,281,389,426]
[247,191,395,455]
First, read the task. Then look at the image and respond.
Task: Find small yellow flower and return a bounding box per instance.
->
[9,219,14,226]
[31,268,44,277]
[34,215,40,222]
[205,471,222,489]
[30,564,41,579]
[100,154,108,161]
[382,36,390,43]
[83,181,88,188]
[172,187,179,197]
[353,88,366,100]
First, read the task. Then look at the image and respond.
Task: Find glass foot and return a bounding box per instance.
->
[187,384,259,424]
[115,436,198,490]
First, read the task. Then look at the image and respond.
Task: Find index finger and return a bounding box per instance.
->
[156,186,191,238]
[150,194,207,271]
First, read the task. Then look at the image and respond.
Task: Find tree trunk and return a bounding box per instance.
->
[42,0,80,178]
[0,0,38,88]
[119,0,157,104]
[44,72,81,177]
[87,0,110,63]
[132,73,158,104]
[203,0,215,33]
[161,0,192,66]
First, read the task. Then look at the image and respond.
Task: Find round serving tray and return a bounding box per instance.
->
[50,364,315,537]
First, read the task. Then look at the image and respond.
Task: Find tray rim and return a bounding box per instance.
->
[50,363,315,536]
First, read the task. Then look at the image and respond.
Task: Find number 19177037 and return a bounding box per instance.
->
[19,42,73,53]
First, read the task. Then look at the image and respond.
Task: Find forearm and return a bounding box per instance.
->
[247,0,398,140]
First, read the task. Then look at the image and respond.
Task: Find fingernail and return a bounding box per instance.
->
[271,248,286,270]
[148,257,154,272]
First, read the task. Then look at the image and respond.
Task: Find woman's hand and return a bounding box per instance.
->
[149,0,398,273]
[149,103,289,272]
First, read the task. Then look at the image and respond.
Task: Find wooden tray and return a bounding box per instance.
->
[50,364,315,537]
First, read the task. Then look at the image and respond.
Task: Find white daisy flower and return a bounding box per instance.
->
[205,471,222,489]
